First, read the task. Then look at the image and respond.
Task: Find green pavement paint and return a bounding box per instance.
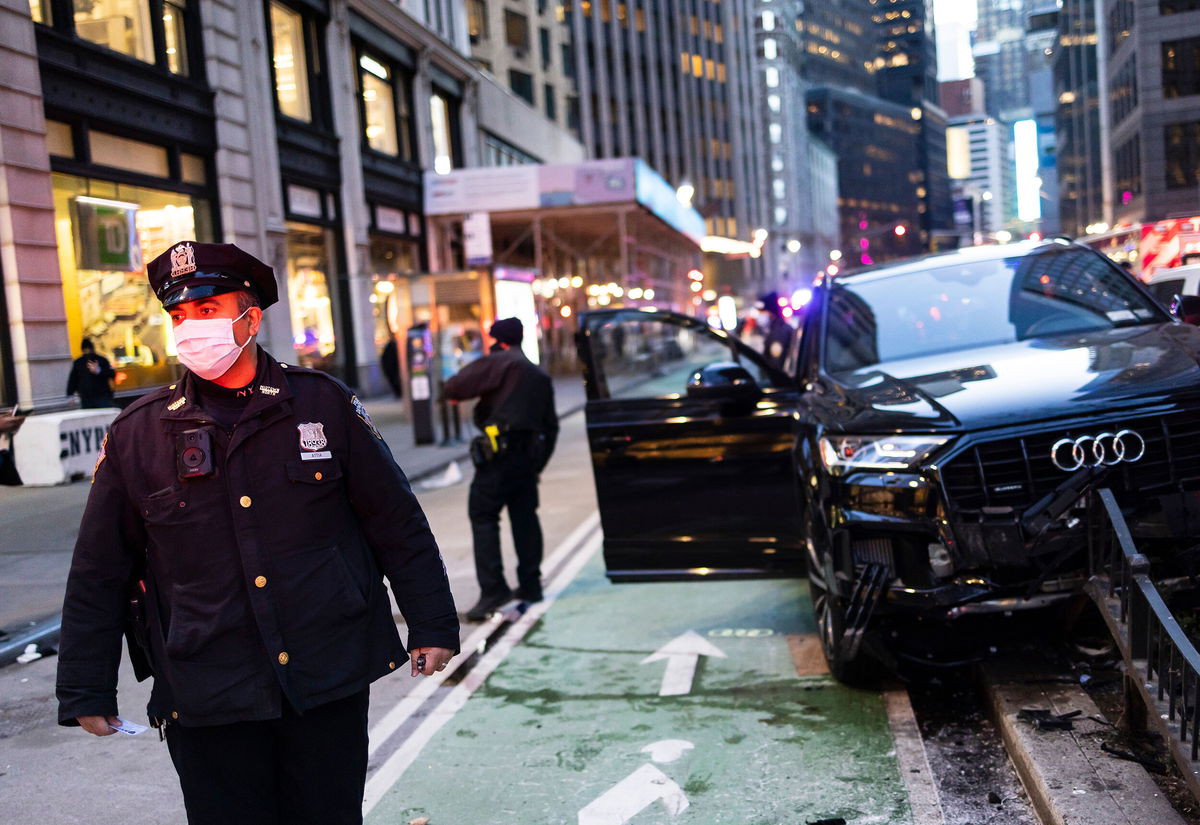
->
[366,551,912,825]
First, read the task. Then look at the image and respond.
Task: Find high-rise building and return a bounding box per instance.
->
[1054,0,1104,236]
[1027,5,1060,235]
[754,0,841,287]
[797,0,877,93]
[940,77,986,118]
[807,86,925,264]
[869,0,952,248]
[946,114,1014,242]
[1099,0,1200,226]
[464,0,579,139]
[974,0,1035,123]
[567,0,764,256]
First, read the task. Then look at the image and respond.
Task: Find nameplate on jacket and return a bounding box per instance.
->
[300,451,332,461]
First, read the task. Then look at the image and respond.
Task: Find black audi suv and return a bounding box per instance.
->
[575,239,1200,682]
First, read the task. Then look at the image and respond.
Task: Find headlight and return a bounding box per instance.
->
[819,434,950,472]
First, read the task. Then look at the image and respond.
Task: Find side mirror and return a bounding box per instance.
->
[686,362,761,402]
[1170,294,1200,326]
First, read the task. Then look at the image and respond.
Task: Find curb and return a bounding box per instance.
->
[0,615,61,668]
[981,663,1186,825]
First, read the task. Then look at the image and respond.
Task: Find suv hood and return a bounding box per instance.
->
[822,323,1200,432]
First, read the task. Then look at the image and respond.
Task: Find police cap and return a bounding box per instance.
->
[147,241,279,309]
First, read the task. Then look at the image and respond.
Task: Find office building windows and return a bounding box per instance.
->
[1165,121,1200,188]
[65,0,193,75]
[431,93,458,174]
[505,10,530,51]
[1115,134,1142,204]
[1163,37,1200,98]
[72,0,153,63]
[358,53,401,156]
[270,2,312,122]
[1111,58,1138,124]
[468,0,488,43]
[510,69,535,104]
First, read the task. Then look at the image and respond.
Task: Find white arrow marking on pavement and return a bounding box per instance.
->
[577,764,689,825]
[640,739,694,764]
[640,630,727,696]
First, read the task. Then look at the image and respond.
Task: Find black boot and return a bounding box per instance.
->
[465,589,514,621]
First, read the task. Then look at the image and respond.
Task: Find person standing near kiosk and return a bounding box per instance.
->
[444,318,558,621]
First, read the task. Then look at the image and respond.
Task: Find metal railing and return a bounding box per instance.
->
[1086,487,1200,799]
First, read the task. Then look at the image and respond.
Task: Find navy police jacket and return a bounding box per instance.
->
[56,350,459,727]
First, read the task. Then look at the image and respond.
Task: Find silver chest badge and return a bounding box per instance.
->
[298,422,328,451]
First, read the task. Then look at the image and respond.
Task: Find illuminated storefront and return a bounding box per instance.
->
[283,223,340,373]
[51,174,213,391]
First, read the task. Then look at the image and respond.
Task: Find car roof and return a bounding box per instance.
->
[832,238,1079,285]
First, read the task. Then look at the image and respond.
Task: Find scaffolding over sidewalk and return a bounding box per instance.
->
[422,158,706,368]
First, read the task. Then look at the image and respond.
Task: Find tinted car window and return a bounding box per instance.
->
[824,247,1165,375]
[590,314,772,399]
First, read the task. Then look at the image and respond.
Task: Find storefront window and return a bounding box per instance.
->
[51,173,213,391]
[163,0,188,75]
[359,54,399,156]
[73,0,154,64]
[285,224,338,371]
[369,236,419,353]
[270,1,312,122]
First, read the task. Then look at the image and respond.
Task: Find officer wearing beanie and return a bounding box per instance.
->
[444,317,558,621]
[56,241,458,825]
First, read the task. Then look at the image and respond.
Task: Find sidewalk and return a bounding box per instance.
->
[0,370,587,646]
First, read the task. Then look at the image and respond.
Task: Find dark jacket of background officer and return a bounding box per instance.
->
[56,241,458,825]
[66,339,116,408]
[443,318,557,621]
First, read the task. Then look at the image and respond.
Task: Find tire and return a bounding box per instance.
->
[806,515,880,687]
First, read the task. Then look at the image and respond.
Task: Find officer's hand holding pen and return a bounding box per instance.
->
[410,646,454,677]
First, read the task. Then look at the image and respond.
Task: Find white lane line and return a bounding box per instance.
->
[882,686,946,825]
[367,510,601,759]
[362,523,603,815]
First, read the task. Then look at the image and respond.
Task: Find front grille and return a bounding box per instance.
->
[940,413,1200,511]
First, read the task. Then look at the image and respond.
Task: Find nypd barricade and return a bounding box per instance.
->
[14,408,119,485]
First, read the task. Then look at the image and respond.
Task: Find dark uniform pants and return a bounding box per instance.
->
[165,689,369,825]
[468,451,543,598]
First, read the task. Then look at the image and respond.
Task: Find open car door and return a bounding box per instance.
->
[577,308,805,581]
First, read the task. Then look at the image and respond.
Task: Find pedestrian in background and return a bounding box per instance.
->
[66,338,116,408]
[56,241,458,825]
[444,317,558,621]
[758,292,795,371]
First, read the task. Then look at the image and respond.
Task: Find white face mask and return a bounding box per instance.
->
[173,307,254,380]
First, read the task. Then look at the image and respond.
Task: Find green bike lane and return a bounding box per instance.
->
[365,539,917,825]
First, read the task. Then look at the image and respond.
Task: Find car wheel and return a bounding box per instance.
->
[806,515,879,687]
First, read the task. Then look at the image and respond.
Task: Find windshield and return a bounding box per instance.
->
[823,247,1167,375]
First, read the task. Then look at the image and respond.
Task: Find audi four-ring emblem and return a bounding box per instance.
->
[1049,429,1146,471]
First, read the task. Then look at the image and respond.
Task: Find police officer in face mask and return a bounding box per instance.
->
[56,241,459,825]
[444,318,558,621]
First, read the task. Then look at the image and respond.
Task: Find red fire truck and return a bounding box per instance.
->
[1082,217,1200,280]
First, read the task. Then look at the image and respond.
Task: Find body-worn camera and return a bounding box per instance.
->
[176,427,215,479]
